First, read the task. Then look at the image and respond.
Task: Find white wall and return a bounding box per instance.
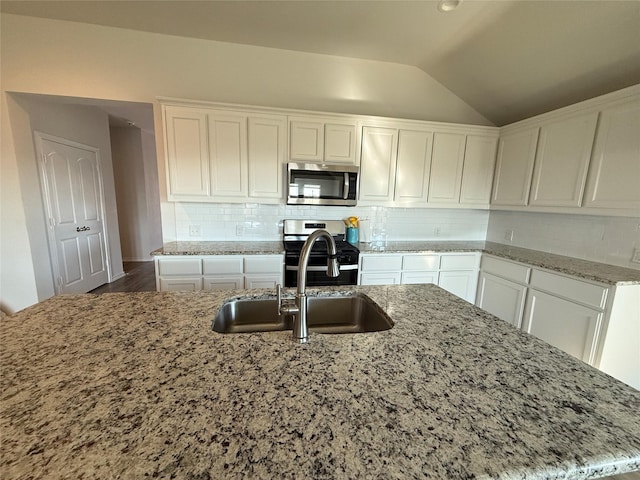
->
[0,12,492,311]
[4,95,125,307]
[487,210,640,270]
[171,203,489,243]
[110,126,163,261]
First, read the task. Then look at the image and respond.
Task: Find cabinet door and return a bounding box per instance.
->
[438,271,478,303]
[248,115,286,199]
[209,113,248,198]
[359,126,398,203]
[159,277,202,292]
[401,271,438,285]
[522,289,602,365]
[324,123,357,164]
[584,100,640,210]
[428,132,466,204]
[476,272,527,328]
[359,272,401,285]
[529,113,598,207]
[244,274,282,289]
[203,276,244,291]
[164,106,210,199]
[460,135,497,205]
[492,128,539,206]
[394,129,433,203]
[289,120,324,161]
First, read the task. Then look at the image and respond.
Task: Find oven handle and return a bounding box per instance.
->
[285,264,358,272]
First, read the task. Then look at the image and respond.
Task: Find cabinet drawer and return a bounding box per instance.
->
[402,254,439,271]
[440,253,478,270]
[481,255,530,284]
[529,269,608,310]
[360,255,403,272]
[202,257,243,275]
[157,258,202,276]
[244,256,283,274]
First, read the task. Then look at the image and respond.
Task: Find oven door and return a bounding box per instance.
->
[284,264,358,287]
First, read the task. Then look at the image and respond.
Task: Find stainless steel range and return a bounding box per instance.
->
[283,219,359,287]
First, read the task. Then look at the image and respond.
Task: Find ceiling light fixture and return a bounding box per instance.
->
[437,0,462,12]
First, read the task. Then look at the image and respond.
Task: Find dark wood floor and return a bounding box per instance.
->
[89,261,156,294]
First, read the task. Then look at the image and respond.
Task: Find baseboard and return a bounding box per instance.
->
[110,272,126,281]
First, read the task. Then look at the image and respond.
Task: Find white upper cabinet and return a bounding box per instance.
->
[163,103,286,203]
[164,106,210,199]
[529,112,598,207]
[427,132,466,204]
[584,99,640,210]
[394,129,433,204]
[289,116,357,165]
[492,127,539,206]
[208,113,248,199]
[358,126,399,203]
[492,86,640,214]
[248,115,286,199]
[460,135,498,205]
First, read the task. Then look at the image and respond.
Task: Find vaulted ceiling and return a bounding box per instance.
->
[2,0,640,125]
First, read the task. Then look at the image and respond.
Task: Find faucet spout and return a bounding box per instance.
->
[291,229,340,343]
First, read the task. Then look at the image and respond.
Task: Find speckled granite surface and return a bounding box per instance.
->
[152,241,284,256]
[151,240,640,285]
[2,285,639,479]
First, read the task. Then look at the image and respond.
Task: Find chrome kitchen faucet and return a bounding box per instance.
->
[277,229,340,343]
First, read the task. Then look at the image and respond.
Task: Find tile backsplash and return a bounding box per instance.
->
[173,203,490,242]
[487,211,640,270]
[171,203,640,270]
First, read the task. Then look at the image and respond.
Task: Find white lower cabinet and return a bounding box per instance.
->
[438,270,478,304]
[358,252,479,303]
[476,254,640,390]
[476,272,527,328]
[522,289,602,364]
[155,254,283,291]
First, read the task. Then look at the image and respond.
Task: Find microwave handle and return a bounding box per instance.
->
[343,172,349,200]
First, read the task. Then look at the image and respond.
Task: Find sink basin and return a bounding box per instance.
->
[213,293,394,334]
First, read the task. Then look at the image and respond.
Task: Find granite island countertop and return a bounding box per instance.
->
[1,285,639,479]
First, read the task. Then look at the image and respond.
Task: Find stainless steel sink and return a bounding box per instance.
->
[213,293,394,334]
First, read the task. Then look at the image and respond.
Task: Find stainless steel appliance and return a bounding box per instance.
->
[283,220,359,287]
[287,163,359,206]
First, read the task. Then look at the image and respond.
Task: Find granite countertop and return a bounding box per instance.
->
[152,241,284,256]
[2,285,639,479]
[152,240,640,286]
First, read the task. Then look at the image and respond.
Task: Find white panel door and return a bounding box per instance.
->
[428,132,466,204]
[460,135,498,205]
[289,119,324,161]
[476,272,527,328]
[584,100,640,209]
[324,123,357,164]
[492,128,539,206]
[522,289,602,365]
[248,115,286,199]
[358,126,398,203]
[529,112,598,207]
[209,113,248,198]
[37,135,109,294]
[438,271,477,303]
[164,106,210,198]
[394,129,433,204]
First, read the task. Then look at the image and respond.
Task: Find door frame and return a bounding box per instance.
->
[34,131,113,294]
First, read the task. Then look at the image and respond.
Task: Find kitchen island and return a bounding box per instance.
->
[1,284,639,479]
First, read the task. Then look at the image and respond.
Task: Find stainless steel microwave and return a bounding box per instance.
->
[287,163,359,206]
